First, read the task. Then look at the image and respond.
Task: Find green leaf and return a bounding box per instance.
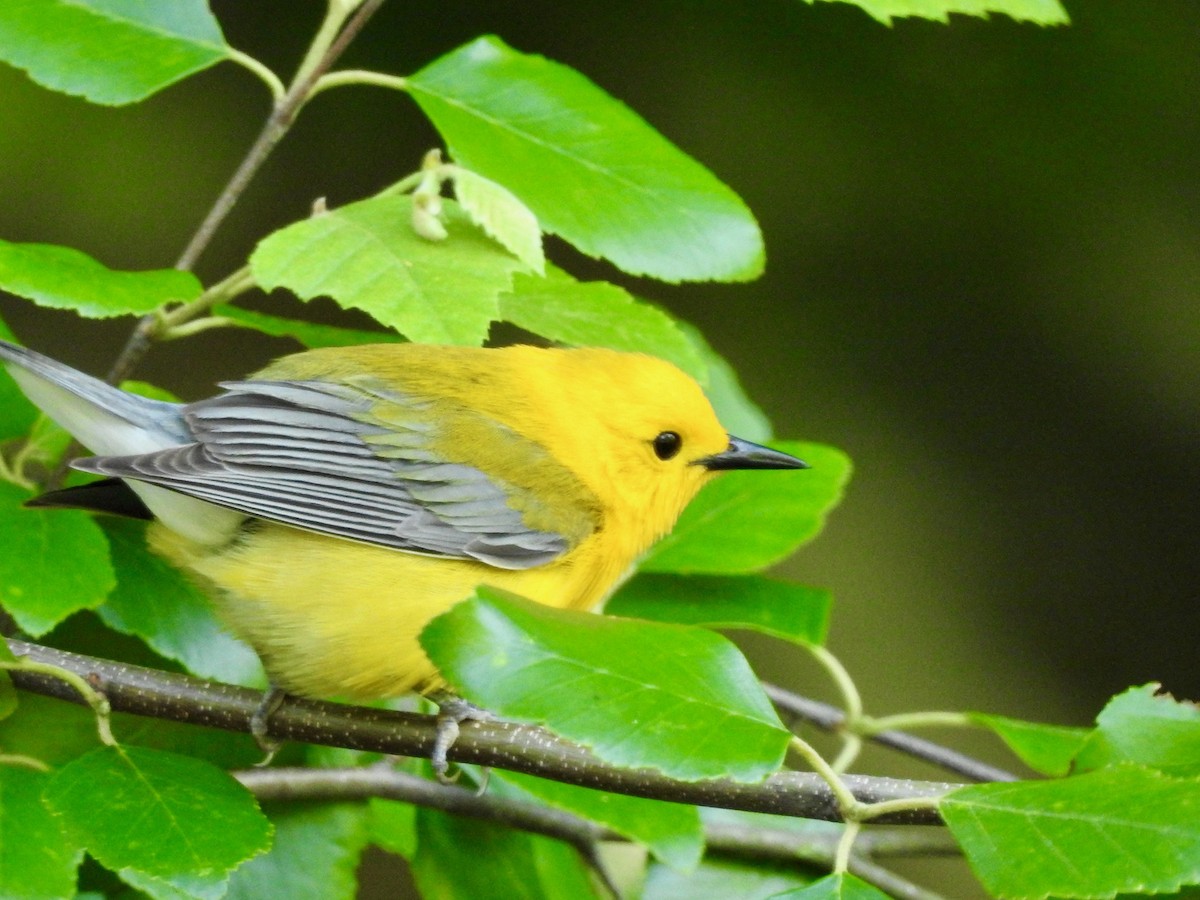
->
[0,766,82,899]
[771,873,891,898]
[408,36,763,283]
[96,518,266,688]
[251,195,525,345]
[643,441,851,574]
[0,481,115,636]
[0,316,39,439]
[411,807,596,900]
[644,857,815,900]
[213,304,403,349]
[0,240,202,317]
[368,797,417,860]
[0,672,17,722]
[942,765,1200,899]
[496,770,703,870]
[804,0,1069,26]
[607,574,831,645]
[0,693,104,767]
[969,712,1091,777]
[498,269,705,381]
[117,867,229,900]
[1078,683,1200,778]
[421,588,791,782]
[0,0,229,104]
[42,745,272,880]
[680,321,773,443]
[225,803,368,900]
[453,167,545,272]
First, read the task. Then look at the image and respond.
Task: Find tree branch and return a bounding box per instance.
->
[238,765,960,900]
[763,682,1018,784]
[6,639,951,824]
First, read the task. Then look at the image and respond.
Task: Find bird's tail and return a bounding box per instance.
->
[0,338,189,457]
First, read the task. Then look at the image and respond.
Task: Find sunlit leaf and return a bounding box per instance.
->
[409,36,763,282]
[453,167,545,272]
[1075,683,1200,778]
[969,712,1090,777]
[0,0,229,104]
[251,195,525,345]
[499,269,705,379]
[422,588,791,782]
[771,873,890,898]
[803,0,1069,26]
[0,240,201,317]
[943,765,1200,899]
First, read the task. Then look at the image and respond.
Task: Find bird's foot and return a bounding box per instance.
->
[430,693,494,786]
[250,685,288,766]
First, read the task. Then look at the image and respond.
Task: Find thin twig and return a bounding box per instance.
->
[5,639,951,824]
[103,0,386,390]
[173,0,385,275]
[764,682,1018,784]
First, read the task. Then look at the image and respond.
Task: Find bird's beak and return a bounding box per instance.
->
[696,436,810,471]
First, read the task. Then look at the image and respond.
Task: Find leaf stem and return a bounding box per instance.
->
[859,711,973,735]
[310,68,409,97]
[833,820,860,874]
[0,653,115,746]
[226,48,287,102]
[764,682,1018,784]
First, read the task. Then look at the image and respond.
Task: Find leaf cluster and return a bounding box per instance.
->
[2,3,1195,900]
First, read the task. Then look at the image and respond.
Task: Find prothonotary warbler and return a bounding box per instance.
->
[0,339,806,705]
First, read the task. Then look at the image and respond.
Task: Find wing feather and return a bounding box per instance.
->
[73,378,596,569]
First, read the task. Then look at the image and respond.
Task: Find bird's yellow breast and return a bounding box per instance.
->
[150,518,635,700]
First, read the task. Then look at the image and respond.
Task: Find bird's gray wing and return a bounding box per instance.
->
[73,378,599,569]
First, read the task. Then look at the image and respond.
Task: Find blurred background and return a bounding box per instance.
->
[0,0,1197,894]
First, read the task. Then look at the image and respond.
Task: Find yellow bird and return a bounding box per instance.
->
[0,340,805,705]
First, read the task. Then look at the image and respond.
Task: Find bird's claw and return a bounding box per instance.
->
[431,695,494,785]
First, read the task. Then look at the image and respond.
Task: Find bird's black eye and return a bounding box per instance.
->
[653,431,682,461]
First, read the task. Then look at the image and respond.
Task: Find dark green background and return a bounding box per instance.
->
[0,1,1197,891]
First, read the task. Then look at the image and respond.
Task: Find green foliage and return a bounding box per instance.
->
[422,588,792,781]
[223,803,368,900]
[643,857,815,899]
[805,0,1069,26]
[0,766,81,899]
[1075,683,1200,777]
[498,268,706,380]
[97,519,266,687]
[251,195,525,346]
[495,770,703,870]
[943,765,1200,898]
[411,807,596,900]
[773,873,892,898]
[969,712,1091,777]
[408,36,764,283]
[3,5,1186,900]
[608,574,831,645]
[0,240,202,316]
[0,0,228,104]
[0,481,115,636]
[42,745,272,881]
[642,441,851,574]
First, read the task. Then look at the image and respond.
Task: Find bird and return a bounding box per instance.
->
[0,339,806,741]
